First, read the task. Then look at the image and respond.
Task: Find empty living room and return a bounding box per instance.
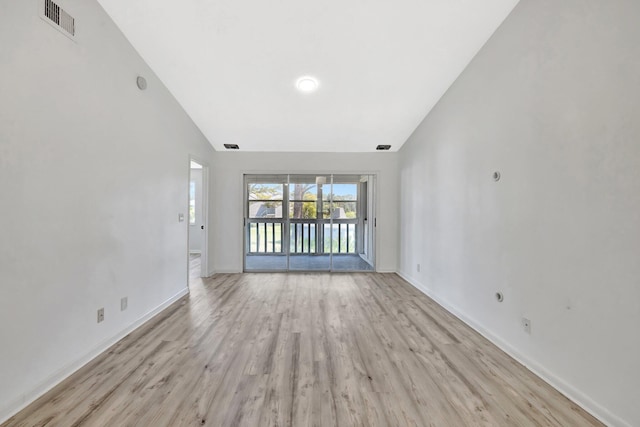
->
[1,0,638,426]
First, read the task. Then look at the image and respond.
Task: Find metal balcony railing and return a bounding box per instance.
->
[290,222,316,253]
[247,221,356,254]
[248,222,283,253]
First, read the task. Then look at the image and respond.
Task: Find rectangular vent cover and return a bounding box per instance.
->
[41,0,75,38]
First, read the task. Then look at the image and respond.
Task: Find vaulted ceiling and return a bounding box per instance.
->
[97,0,519,152]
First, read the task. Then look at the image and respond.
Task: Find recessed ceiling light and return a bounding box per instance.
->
[296,76,319,93]
[376,145,392,151]
[223,143,240,150]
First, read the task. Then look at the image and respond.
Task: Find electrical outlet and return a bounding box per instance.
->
[97,308,104,323]
[121,297,128,311]
[522,317,531,334]
[417,264,421,272]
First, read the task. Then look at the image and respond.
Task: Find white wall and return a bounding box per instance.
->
[0,0,214,422]
[398,1,640,426]
[189,168,204,253]
[211,152,398,273]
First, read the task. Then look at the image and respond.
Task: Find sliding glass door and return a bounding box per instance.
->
[244,174,375,272]
[288,174,330,270]
[245,175,287,270]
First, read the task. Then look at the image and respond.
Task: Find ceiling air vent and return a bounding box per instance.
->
[224,144,240,150]
[376,145,391,151]
[40,0,75,39]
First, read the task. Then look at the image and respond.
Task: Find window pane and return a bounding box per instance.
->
[248,183,283,200]
[323,183,357,201]
[289,183,317,201]
[334,201,357,218]
[322,184,332,201]
[249,201,283,218]
[322,202,331,219]
[323,201,356,219]
[289,201,317,219]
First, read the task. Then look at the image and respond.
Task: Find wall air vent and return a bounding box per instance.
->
[40,0,75,39]
[224,144,240,150]
[376,145,391,151]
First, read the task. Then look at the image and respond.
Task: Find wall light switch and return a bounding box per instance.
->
[178,213,185,222]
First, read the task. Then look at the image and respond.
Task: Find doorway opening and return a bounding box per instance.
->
[244,174,376,272]
[188,159,209,283]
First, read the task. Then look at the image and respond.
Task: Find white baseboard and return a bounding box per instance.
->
[0,287,190,425]
[396,270,628,427]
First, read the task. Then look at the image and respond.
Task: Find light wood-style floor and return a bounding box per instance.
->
[3,268,602,426]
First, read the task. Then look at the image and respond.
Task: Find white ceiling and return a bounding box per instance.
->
[97,0,519,152]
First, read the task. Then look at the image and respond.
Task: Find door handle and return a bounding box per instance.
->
[201,225,205,230]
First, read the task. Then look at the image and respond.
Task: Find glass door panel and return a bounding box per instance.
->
[327,175,372,271]
[245,175,288,271]
[288,174,331,271]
